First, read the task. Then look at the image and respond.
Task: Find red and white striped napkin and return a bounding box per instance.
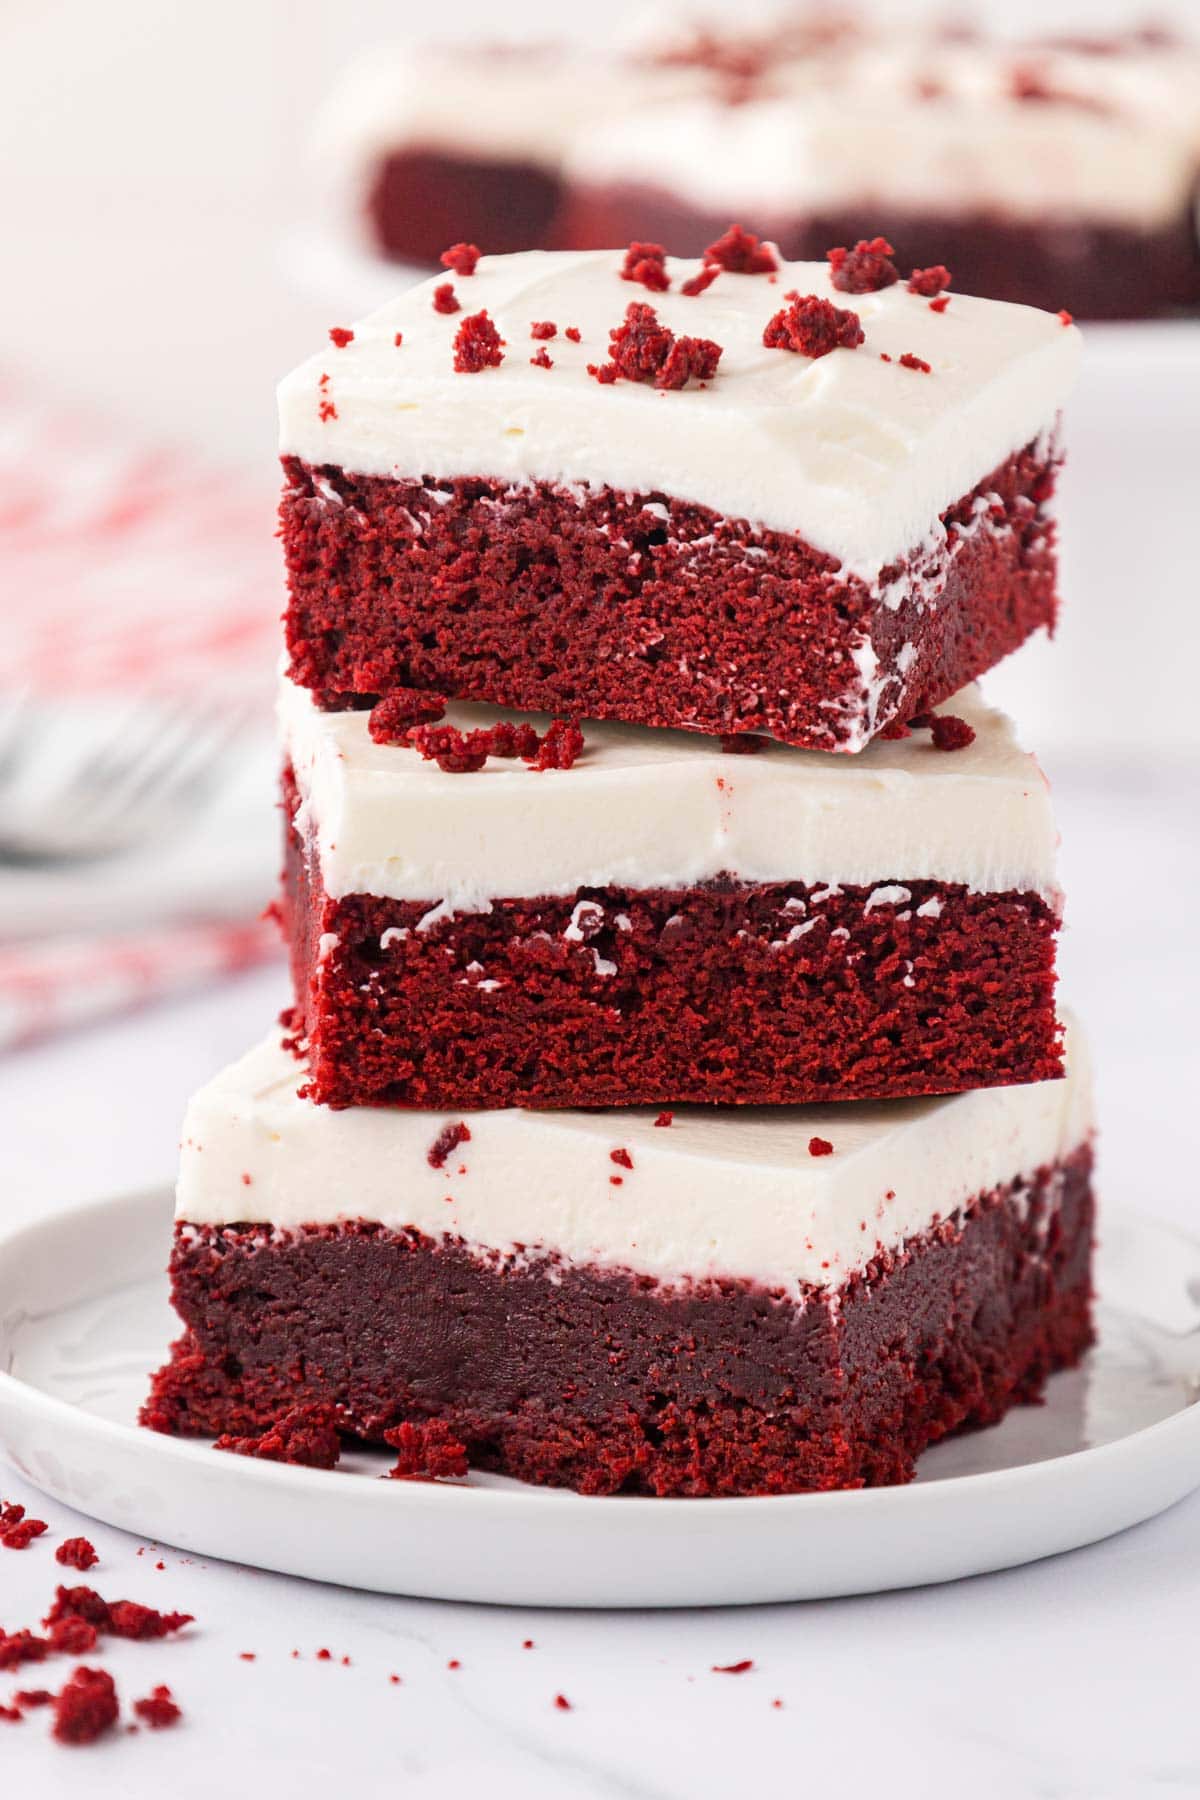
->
[0,377,283,1050]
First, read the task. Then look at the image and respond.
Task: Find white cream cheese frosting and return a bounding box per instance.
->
[277,248,1080,575]
[278,675,1060,909]
[176,1020,1092,1296]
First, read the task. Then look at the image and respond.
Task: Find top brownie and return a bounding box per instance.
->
[278,239,1081,750]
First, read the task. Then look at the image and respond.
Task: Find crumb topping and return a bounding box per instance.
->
[369,691,447,741]
[763,295,863,358]
[654,1111,674,1127]
[530,320,557,339]
[53,1667,119,1745]
[384,1420,469,1481]
[908,264,952,297]
[589,301,722,390]
[55,1539,98,1572]
[680,263,721,297]
[432,282,461,315]
[703,224,777,273]
[328,326,354,348]
[620,241,670,291]
[928,714,976,751]
[428,1121,471,1170]
[440,242,480,276]
[531,346,554,369]
[213,1403,342,1469]
[898,352,932,373]
[826,237,898,294]
[453,310,505,373]
[564,326,581,342]
[133,1685,182,1729]
[808,1137,834,1157]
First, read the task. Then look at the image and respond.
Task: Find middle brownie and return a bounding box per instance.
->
[279,677,1063,1110]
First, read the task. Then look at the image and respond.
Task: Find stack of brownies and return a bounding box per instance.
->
[144,230,1094,1496]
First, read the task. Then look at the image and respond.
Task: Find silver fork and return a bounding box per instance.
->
[0,690,257,866]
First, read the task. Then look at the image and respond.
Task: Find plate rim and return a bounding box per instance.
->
[3,1180,1200,1525]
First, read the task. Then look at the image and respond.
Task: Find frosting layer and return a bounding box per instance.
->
[177,1022,1092,1295]
[276,248,1080,572]
[278,675,1059,908]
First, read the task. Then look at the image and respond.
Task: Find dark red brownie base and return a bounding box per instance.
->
[281,440,1060,750]
[561,188,1200,320]
[365,148,566,266]
[141,1147,1094,1497]
[282,766,1062,1110]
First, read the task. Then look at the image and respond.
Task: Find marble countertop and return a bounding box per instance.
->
[1,758,1198,1797]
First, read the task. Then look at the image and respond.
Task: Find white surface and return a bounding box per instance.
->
[283,678,1060,905]
[278,248,1080,573]
[178,1020,1090,1292]
[2,1185,1197,1612]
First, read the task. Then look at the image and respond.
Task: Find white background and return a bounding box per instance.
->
[2,3,1200,1793]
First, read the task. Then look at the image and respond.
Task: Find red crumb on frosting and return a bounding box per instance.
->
[385,1419,470,1481]
[318,400,337,423]
[928,295,950,314]
[808,1137,834,1157]
[448,1659,461,1670]
[1058,309,1074,326]
[394,332,403,346]
[898,352,932,373]
[589,302,721,390]
[531,346,554,369]
[554,1693,573,1711]
[908,264,952,296]
[328,327,354,348]
[763,295,863,358]
[404,720,548,771]
[610,1148,633,1170]
[826,237,899,293]
[55,1539,98,1572]
[564,326,581,342]
[654,1112,674,1127]
[52,1667,119,1745]
[703,224,777,273]
[620,241,671,291]
[1,1516,48,1550]
[239,1652,256,1661]
[720,732,767,754]
[214,1403,342,1470]
[531,320,557,339]
[432,282,461,315]
[369,690,447,741]
[428,1121,471,1170]
[133,1685,182,1729]
[440,242,480,276]
[530,719,584,770]
[523,1639,535,1649]
[680,263,720,297]
[316,1648,332,1661]
[713,1660,754,1674]
[929,714,977,751]
[453,310,505,372]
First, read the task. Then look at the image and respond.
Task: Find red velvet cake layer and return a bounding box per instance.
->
[142,1147,1093,1497]
[281,767,1063,1111]
[561,191,1200,321]
[280,440,1059,750]
[365,149,566,266]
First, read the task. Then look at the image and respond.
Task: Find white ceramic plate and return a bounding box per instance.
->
[2,1186,1199,1608]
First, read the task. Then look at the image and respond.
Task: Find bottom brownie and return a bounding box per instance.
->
[143,1146,1093,1498]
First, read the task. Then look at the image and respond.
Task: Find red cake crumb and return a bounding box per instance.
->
[929,714,977,751]
[393,332,403,347]
[620,241,670,291]
[405,723,489,772]
[1,1516,47,1549]
[432,282,460,315]
[589,301,721,391]
[680,263,720,297]
[1058,309,1074,326]
[328,327,354,349]
[929,295,951,314]
[133,1685,181,1729]
[447,1659,461,1670]
[52,1667,119,1745]
[530,719,584,770]
[453,310,505,373]
[214,1402,342,1470]
[47,1619,97,1656]
[55,1538,98,1572]
[369,689,447,741]
[440,242,480,276]
[908,264,952,296]
[15,1689,54,1708]
[385,1419,470,1481]
[428,1121,471,1170]
[713,1660,754,1674]
[899,352,932,373]
[318,400,337,423]
[1,1501,25,1524]
[316,1648,332,1661]
[654,1112,674,1127]
[564,326,581,342]
[808,1137,834,1157]
[0,1704,22,1723]
[772,1698,784,1709]
[531,320,557,339]
[0,1631,50,1670]
[523,1639,535,1649]
[531,346,554,369]
[763,295,863,358]
[610,1148,634,1170]
[827,237,899,293]
[703,224,777,273]
[44,1585,192,1642]
[554,1693,573,1711]
[720,732,767,753]
[239,1652,256,1661]
[389,1673,402,1683]
[656,333,722,389]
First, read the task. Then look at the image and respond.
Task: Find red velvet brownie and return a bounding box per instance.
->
[278,676,1062,1111]
[279,248,1080,751]
[142,1023,1095,1497]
